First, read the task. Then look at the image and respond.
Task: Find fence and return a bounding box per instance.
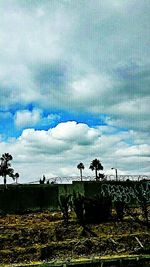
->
[27,175,150,184]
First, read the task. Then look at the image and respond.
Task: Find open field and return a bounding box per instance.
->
[0,210,149,265]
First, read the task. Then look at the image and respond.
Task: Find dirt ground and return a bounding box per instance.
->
[0,211,149,264]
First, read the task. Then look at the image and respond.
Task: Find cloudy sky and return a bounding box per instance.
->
[0,0,150,183]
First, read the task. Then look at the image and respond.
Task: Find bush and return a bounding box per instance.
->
[73,193,112,224]
[59,195,71,224]
[114,200,125,220]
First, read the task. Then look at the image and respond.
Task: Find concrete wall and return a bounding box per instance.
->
[0,184,59,213]
[0,180,149,213]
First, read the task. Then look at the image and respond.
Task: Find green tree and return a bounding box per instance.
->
[0,153,19,188]
[77,162,85,181]
[89,158,103,181]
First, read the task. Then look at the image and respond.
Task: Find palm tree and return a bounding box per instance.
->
[89,159,103,181]
[0,153,18,187]
[77,162,85,181]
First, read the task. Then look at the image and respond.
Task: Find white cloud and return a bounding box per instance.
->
[0,121,149,183]
[113,97,150,116]
[51,121,100,145]
[15,109,41,128]
[14,109,61,128]
[71,74,114,101]
[115,144,150,157]
[42,113,61,126]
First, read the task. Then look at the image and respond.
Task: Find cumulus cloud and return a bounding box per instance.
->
[0,121,149,183]
[51,121,100,145]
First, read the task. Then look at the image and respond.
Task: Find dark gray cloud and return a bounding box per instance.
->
[0,1,149,121]
[34,63,66,87]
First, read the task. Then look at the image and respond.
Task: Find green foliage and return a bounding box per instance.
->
[59,195,71,225]
[73,192,84,225]
[0,153,19,186]
[114,200,126,220]
[77,162,85,181]
[83,195,112,223]
[136,187,149,227]
[73,192,112,224]
[89,159,103,181]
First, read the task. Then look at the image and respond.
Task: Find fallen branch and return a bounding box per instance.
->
[135,236,144,248]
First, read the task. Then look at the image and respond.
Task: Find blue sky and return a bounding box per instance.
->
[0,0,150,182]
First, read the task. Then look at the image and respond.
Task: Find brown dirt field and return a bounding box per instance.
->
[0,211,149,264]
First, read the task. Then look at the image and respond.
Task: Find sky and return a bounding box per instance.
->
[0,0,150,183]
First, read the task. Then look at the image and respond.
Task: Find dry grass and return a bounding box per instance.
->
[0,210,149,264]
